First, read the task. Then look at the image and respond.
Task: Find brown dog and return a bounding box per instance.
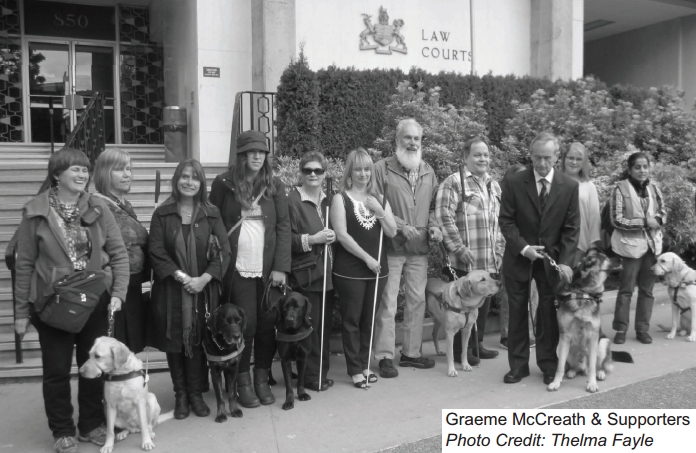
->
[204,303,246,423]
[651,252,696,342]
[80,337,173,453]
[548,252,617,393]
[426,270,501,377]
[276,292,314,410]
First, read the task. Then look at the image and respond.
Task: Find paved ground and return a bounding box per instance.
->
[1,284,695,453]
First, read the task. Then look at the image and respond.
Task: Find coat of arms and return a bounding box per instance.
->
[359,6,407,55]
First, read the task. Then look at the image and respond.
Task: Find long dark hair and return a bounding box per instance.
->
[620,152,651,181]
[165,159,212,207]
[231,152,276,208]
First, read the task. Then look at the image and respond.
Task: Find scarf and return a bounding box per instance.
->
[172,204,200,358]
[628,176,650,198]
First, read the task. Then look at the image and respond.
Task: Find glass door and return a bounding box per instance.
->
[27,40,117,144]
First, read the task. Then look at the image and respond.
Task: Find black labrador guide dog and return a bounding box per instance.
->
[203,303,246,423]
[276,292,315,410]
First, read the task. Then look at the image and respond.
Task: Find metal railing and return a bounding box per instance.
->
[65,92,107,166]
[229,91,276,165]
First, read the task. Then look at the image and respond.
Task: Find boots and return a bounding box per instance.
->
[166,352,189,419]
[253,367,275,405]
[185,349,210,417]
[237,371,260,408]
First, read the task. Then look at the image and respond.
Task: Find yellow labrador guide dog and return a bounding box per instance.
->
[425,270,501,377]
[651,252,696,342]
[80,337,174,453]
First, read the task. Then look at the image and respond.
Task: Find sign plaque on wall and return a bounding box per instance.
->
[203,67,220,78]
[24,0,116,41]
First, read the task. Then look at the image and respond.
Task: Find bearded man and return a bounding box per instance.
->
[372,118,443,378]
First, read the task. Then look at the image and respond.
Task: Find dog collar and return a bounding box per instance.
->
[105,369,146,386]
[276,326,313,342]
[204,342,244,362]
[559,292,602,304]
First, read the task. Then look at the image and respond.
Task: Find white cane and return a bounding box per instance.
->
[365,182,388,390]
[318,178,333,392]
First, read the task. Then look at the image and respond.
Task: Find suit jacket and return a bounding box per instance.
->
[499,167,580,282]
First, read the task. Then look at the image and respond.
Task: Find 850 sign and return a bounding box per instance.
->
[54,13,89,29]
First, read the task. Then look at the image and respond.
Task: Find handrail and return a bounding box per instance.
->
[229,91,276,166]
[65,92,107,166]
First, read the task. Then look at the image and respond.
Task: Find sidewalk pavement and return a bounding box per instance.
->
[1,283,695,453]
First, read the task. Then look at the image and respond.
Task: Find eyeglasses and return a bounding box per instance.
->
[301,168,325,176]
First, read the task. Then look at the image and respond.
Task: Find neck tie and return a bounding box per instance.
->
[539,179,549,210]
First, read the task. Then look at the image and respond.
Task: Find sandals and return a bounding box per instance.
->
[354,380,367,389]
[364,372,378,383]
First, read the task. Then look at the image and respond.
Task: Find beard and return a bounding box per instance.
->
[395,145,422,171]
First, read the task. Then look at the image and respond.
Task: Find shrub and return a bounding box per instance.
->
[275,47,321,157]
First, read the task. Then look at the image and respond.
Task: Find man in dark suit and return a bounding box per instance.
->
[499,132,580,385]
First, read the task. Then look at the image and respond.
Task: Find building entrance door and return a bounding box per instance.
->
[27,40,118,144]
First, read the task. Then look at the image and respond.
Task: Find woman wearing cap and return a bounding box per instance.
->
[210,130,291,408]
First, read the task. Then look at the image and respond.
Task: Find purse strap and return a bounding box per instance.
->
[227,188,266,237]
[84,213,104,272]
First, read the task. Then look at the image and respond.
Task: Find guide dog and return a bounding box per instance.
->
[547,252,619,393]
[651,252,696,342]
[203,303,246,423]
[426,270,501,377]
[80,337,173,453]
[276,292,314,410]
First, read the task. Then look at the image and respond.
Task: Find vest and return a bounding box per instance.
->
[610,179,662,258]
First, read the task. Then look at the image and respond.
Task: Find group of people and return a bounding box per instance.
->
[13,120,666,453]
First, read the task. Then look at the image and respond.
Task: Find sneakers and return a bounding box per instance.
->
[54,436,79,453]
[77,425,107,446]
[399,353,435,369]
[378,358,399,378]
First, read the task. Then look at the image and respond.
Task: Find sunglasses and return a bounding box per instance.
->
[301,167,325,176]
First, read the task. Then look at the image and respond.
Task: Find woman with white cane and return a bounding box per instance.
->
[332,148,396,389]
[288,152,336,391]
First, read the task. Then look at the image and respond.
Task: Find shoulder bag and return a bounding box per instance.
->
[38,208,108,333]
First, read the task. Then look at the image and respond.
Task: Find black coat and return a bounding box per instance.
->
[147,202,230,353]
[499,168,580,282]
[209,170,291,301]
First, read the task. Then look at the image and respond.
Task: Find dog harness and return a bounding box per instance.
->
[105,369,147,387]
[425,289,476,327]
[276,326,313,343]
[671,279,695,315]
[204,342,244,363]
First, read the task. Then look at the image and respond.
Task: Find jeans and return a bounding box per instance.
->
[374,253,428,359]
[302,290,334,384]
[31,293,109,439]
[334,275,386,377]
[613,250,657,333]
[229,272,277,373]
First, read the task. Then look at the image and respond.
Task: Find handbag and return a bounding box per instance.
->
[288,250,324,290]
[38,213,108,333]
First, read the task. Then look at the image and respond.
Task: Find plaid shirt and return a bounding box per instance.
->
[435,170,504,273]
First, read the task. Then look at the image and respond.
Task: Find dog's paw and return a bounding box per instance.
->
[435,349,445,356]
[116,430,129,442]
[547,381,561,392]
[142,439,155,451]
[667,332,676,339]
[461,363,473,372]
[100,445,114,453]
[215,414,227,423]
[230,408,243,418]
[597,370,606,381]
[298,393,311,402]
[150,432,155,440]
[687,334,696,342]
[282,401,294,411]
[565,369,577,379]
[586,382,599,393]
[678,329,687,336]
[447,368,459,377]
